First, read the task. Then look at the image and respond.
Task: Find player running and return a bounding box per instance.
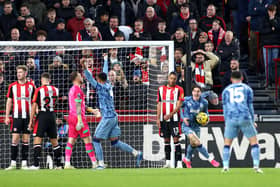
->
[64,72,97,169]
[5,65,35,170]
[181,85,220,168]
[83,54,143,169]
[28,73,62,170]
[222,71,262,173]
[157,72,184,168]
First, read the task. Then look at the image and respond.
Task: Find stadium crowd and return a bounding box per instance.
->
[0,0,280,111]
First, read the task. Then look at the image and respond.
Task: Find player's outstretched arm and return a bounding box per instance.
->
[83,69,98,89]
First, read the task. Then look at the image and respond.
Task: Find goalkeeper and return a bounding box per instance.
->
[83,53,143,169]
[181,85,220,168]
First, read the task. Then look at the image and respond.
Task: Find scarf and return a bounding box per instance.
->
[195,63,205,83]
[208,27,225,49]
[180,12,190,20]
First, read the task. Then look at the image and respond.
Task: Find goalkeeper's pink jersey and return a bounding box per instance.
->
[68,85,86,120]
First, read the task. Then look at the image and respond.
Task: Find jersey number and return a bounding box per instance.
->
[228,87,244,103]
[43,96,58,110]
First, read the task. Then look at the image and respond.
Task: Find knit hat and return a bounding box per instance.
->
[130,47,143,62]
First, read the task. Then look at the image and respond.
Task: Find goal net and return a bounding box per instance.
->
[0,41,176,168]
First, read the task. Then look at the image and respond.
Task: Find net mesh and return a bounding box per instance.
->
[0,42,175,168]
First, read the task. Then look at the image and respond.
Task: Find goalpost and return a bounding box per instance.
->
[0,41,179,168]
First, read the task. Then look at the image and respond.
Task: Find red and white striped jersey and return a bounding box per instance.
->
[157,85,184,122]
[32,85,59,112]
[6,81,36,119]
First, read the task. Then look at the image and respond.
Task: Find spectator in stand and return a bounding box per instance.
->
[167,0,199,25]
[196,31,208,50]
[54,46,76,69]
[223,59,248,89]
[260,4,280,86]
[20,16,37,41]
[204,41,215,53]
[27,0,46,24]
[174,48,185,74]
[48,56,70,103]
[36,30,47,41]
[169,3,191,34]
[273,0,280,15]
[217,31,240,72]
[138,0,163,18]
[0,1,17,39]
[128,69,148,110]
[111,61,128,89]
[191,49,219,90]
[208,19,226,51]
[108,48,122,66]
[0,58,4,73]
[48,18,72,41]
[173,27,188,54]
[57,0,75,22]
[76,18,94,41]
[8,28,20,41]
[188,18,201,51]
[95,10,109,33]
[152,20,170,40]
[157,0,173,17]
[110,0,135,26]
[26,57,40,86]
[17,4,32,29]
[177,67,185,90]
[41,8,57,33]
[100,16,119,41]
[114,30,125,41]
[248,0,270,72]
[199,4,226,32]
[90,25,102,41]
[83,0,103,21]
[129,18,151,41]
[143,6,162,34]
[67,5,86,40]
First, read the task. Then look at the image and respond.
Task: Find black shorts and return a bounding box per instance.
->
[11,118,30,134]
[160,121,181,138]
[33,112,57,139]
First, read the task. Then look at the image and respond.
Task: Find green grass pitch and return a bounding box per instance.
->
[1,168,280,187]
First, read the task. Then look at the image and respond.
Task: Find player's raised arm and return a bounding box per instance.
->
[102,53,109,75]
[83,69,98,89]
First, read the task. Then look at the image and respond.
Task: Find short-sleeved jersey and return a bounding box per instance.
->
[181,96,209,127]
[6,81,35,119]
[84,70,117,118]
[222,83,254,121]
[32,85,59,112]
[68,85,86,119]
[157,85,184,122]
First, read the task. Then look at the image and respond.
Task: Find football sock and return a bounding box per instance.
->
[65,143,73,163]
[223,145,230,168]
[251,144,260,168]
[33,144,42,167]
[11,144,18,162]
[53,145,62,167]
[174,142,182,162]
[85,143,96,162]
[21,142,29,161]
[186,145,195,161]
[196,144,210,159]
[111,140,135,154]
[93,138,104,161]
[164,142,171,160]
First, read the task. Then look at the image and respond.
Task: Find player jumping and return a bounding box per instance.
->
[83,54,143,169]
[5,65,35,170]
[64,72,97,169]
[28,73,63,170]
[222,71,262,173]
[181,85,220,168]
